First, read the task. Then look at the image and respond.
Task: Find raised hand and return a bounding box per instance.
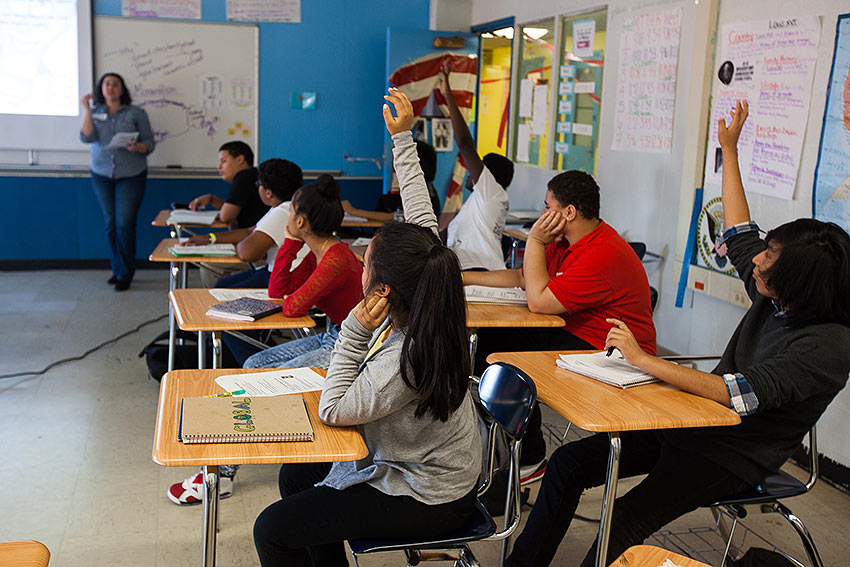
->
[81,93,93,108]
[718,99,749,151]
[382,88,415,135]
[438,60,451,97]
[353,293,390,332]
[529,209,567,246]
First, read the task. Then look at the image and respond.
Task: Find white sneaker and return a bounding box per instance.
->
[167,472,234,505]
[519,459,547,485]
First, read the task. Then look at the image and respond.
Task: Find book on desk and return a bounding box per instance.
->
[166,210,221,226]
[464,285,527,305]
[168,243,237,257]
[179,395,315,443]
[206,297,282,321]
[556,351,659,389]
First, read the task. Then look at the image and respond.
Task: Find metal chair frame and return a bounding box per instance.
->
[349,362,538,567]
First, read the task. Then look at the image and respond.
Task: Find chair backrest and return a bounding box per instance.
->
[477,363,537,442]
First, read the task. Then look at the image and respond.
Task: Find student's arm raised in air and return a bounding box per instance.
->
[383,88,439,236]
[718,100,751,227]
[438,61,484,183]
[605,318,732,408]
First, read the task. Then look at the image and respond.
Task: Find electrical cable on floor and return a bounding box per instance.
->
[0,313,167,380]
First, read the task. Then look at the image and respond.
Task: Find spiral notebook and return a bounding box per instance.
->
[556,351,659,389]
[178,395,315,443]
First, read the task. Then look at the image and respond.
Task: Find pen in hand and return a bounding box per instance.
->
[606,314,622,357]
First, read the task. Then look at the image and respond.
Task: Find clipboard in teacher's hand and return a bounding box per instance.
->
[105,131,139,150]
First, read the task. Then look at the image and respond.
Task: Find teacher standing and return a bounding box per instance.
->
[80,73,155,291]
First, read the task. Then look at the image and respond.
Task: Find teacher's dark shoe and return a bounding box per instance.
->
[107,275,118,285]
[114,279,131,291]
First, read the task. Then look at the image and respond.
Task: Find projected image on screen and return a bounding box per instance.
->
[0,0,80,117]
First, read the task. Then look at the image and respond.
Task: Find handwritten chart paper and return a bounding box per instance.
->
[612,7,682,153]
[122,0,201,19]
[704,17,820,200]
[227,0,300,22]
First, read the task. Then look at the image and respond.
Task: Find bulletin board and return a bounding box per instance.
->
[94,16,258,168]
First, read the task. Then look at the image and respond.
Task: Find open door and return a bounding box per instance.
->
[384,27,478,223]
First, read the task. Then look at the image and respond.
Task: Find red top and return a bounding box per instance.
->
[542,221,656,354]
[269,239,364,325]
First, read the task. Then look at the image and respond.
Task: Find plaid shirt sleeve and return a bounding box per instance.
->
[716,221,761,249]
[723,372,759,416]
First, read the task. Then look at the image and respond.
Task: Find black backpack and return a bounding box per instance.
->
[138,330,237,381]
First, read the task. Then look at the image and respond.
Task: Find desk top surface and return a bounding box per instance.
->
[486,350,740,433]
[609,545,711,567]
[149,238,241,263]
[169,288,315,331]
[340,217,386,228]
[466,303,564,329]
[504,228,530,241]
[151,209,228,228]
[0,541,50,567]
[153,368,368,467]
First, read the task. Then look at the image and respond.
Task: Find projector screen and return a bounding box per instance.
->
[0,0,93,152]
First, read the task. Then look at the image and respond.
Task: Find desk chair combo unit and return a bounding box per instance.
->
[348,362,537,567]
[652,355,826,567]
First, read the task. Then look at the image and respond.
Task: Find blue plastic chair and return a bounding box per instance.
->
[348,362,538,567]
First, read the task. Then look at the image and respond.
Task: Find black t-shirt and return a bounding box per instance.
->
[226,168,267,228]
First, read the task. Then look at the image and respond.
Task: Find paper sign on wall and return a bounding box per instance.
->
[703,16,821,199]
[519,79,533,118]
[558,100,572,114]
[572,123,593,136]
[557,121,572,133]
[227,0,300,22]
[532,83,548,135]
[516,123,531,162]
[560,65,575,79]
[123,0,201,19]
[573,19,596,58]
[556,142,570,154]
[611,7,683,154]
[574,81,596,94]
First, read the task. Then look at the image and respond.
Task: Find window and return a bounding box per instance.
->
[512,19,555,168]
[553,9,607,173]
[476,25,514,157]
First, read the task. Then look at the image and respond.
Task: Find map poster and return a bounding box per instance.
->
[704,17,820,200]
[813,14,850,232]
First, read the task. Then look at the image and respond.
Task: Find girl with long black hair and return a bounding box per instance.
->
[252,89,481,566]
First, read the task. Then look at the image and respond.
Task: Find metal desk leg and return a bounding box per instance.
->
[168,261,178,372]
[201,465,219,567]
[510,238,519,269]
[596,432,621,567]
[211,331,222,369]
[198,331,206,369]
[468,330,479,374]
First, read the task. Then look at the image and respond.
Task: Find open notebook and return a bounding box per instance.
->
[179,395,314,443]
[166,210,220,226]
[168,243,236,257]
[556,351,659,389]
[464,285,527,305]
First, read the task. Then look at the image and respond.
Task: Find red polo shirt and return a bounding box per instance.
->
[543,221,656,354]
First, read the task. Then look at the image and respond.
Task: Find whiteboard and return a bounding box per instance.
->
[94,16,258,168]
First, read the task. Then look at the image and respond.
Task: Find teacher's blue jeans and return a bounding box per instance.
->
[91,170,147,281]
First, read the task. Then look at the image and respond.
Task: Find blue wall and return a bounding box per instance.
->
[0,0,432,262]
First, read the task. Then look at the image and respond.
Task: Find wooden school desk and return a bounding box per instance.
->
[503,227,529,269]
[153,368,368,567]
[0,540,50,567]
[484,350,740,567]
[150,238,243,370]
[169,288,315,368]
[465,303,565,366]
[609,545,711,567]
[340,217,387,228]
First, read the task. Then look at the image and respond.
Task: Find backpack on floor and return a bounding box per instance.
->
[138,330,236,381]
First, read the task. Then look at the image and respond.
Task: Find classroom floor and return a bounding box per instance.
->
[1,268,849,566]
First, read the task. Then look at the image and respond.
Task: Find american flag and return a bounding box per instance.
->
[389,52,478,226]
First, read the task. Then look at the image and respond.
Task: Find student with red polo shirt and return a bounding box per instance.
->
[463,170,656,478]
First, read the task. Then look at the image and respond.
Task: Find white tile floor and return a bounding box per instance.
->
[1,269,848,566]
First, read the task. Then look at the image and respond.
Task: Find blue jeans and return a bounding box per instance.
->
[215,266,271,289]
[244,323,340,370]
[91,170,147,281]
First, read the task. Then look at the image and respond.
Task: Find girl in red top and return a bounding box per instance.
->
[244,174,364,369]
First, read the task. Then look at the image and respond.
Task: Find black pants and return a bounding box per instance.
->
[253,462,476,567]
[474,327,594,465]
[505,431,751,567]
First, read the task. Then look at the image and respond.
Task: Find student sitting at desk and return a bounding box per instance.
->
[504,100,850,566]
[463,168,656,480]
[188,141,269,287]
[341,140,442,222]
[184,158,304,290]
[239,174,364,369]
[252,88,480,567]
[438,60,514,271]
